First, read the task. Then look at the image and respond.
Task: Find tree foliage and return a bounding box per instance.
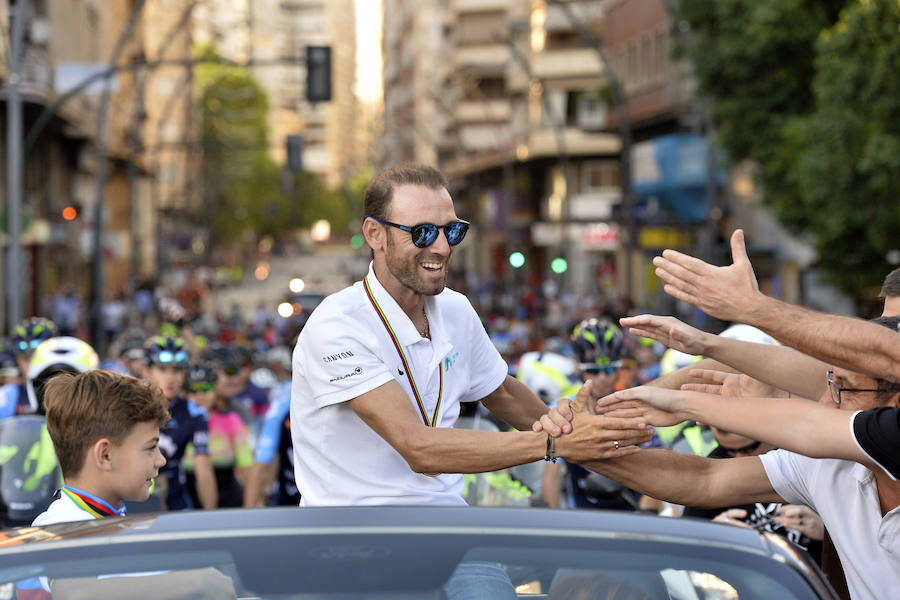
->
[677,0,900,297]
[195,45,362,250]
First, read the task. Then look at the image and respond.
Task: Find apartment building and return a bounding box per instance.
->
[194,0,359,187]
[0,0,151,329]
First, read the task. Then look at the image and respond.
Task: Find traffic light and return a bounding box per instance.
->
[286,135,303,172]
[306,45,332,102]
[61,203,80,221]
[509,252,525,268]
[551,257,568,274]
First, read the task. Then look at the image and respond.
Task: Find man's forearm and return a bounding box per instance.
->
[403,428,547,474]
[579,449,780,509]
[679,394,862,463]
[740,294,900,383]
[646,357,737,390]
[702,335,828,400]
[481,375,549,431]
[579,450,720,508]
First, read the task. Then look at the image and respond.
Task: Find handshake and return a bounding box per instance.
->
[528,379,667,464]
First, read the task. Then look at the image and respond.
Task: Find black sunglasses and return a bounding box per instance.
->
[365,214,470,248]
[580,360,623,376]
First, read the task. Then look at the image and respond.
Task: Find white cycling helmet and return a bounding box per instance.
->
[719,323,775,345]
[516,351,580,405]
[26,337,99,414]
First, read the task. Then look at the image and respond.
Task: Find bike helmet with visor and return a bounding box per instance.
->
[185,363,218,394]
[13,318,58,355]
[570,318,626,376]
[145,336,190,368]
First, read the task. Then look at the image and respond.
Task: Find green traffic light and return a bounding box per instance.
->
[350,233,365,249]
[551,257,568,274]
[509,252,525,268]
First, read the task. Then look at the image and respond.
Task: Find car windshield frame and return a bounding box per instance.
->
[0,509,834,600]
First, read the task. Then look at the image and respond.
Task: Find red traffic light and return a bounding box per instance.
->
[62,206,78,221]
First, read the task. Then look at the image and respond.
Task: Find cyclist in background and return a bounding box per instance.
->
[542,319,643,511]
[243,346,299,507]
[183,362,253,508]
[144,336,218,511]
[0,318,58,417]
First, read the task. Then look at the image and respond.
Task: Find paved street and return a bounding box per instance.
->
[207,243,365,317]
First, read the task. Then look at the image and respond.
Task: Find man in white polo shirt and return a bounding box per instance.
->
[290,163,653,509]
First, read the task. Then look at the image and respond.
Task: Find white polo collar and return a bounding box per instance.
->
[364,262,432,348]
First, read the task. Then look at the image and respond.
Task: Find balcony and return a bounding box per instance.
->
[453,99,511,124]
[527,126,620,158]
[451,0,511,15]
[458,123,512,152]
[454,44,509,71]
[532,47,603,81]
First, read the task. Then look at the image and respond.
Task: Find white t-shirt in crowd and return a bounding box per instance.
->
[760,449,900,600]
[291,264,508,507]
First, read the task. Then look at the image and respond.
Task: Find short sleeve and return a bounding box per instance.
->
[457,302,508,403]
[758,449,815,510]
[295,307,394,408]
[852,407,900,480]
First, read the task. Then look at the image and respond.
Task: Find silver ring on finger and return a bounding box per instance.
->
[613,440,620,450]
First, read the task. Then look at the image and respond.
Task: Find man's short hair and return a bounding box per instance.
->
[43,370,170,478]
[871,315,900,401]
[879,268,900,300]
[364,163,448,221]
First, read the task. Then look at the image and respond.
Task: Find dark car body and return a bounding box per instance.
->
[0,506,836,599]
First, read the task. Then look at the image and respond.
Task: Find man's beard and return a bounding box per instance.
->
[385,234,447,296]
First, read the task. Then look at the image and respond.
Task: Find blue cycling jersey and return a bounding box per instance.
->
[254,384,290,464]
[0,383,32,418]
[253,381,299,505]
[159,396,210,511]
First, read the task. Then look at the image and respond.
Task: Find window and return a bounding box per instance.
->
[656,31,668,77]
[582,160,620,192]
[641,35,652,86]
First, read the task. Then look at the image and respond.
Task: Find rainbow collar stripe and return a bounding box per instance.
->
[363,277,443,427]
[62,486,125,518]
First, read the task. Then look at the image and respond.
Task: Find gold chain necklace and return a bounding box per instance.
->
[420,306,430,338]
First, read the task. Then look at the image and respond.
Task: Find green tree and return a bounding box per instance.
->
[197,46,276,245]
[195,45,369,250]
[783,0,900,294]
[672,0,900,297]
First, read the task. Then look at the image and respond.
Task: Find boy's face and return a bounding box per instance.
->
[145,364,186,399]
[109,421,166,505]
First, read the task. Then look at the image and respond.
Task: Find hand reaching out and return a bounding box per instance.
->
[653,229,763,322]
[618,314,712,356]
[682,368,779,399]
[593,385,692,428]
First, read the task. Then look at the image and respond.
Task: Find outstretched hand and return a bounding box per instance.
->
[619,314,711,356]
[682,368,778,399]
[594,386,691,428]
[533,381,655,462]
[653,229,762,322]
